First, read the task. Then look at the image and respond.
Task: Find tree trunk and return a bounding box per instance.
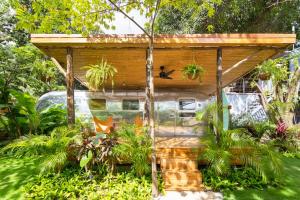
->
[146,46,158,197]
[66,47,75,125]
[216,48,223,143]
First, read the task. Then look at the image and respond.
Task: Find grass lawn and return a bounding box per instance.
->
[224,157,300,200]
[0,156,39,200]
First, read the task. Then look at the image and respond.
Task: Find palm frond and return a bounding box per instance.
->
[40,150,68,174]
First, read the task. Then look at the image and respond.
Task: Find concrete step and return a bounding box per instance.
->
[160,158,198,171]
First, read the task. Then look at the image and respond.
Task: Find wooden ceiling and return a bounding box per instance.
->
[31,34,296,96]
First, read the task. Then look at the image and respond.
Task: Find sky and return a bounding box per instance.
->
[104,10,147,34]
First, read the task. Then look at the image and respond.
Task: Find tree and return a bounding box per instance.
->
[0,0,28,45]
[156,0,300,38]
[12,0,221,196]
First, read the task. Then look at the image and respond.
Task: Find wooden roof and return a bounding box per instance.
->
[31,34,296,96]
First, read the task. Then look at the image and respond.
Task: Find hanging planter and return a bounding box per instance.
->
[258,72,271,80]
[182,63,204,82]
[82,59,118,94]
[257,59,276,81]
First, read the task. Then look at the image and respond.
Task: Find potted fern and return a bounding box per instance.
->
[257,60,274,80]
[182,64,204,82]
[83,59,117,93]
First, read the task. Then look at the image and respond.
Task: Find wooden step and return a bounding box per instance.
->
[164,184,205,191]
[157,148,200,160]
[162,171,202,182]
[160,158,198,171]
[164,177,202,186]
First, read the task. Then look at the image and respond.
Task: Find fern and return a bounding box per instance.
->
[83,59,117,93]
[113,124,151,176]
[198,103,283,181]
[0,125,82,174]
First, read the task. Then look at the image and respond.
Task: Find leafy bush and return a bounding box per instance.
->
[113,124,151,176]
[38,104,67,134]
[0,126,81,173]
[23,168,153,200]
[74,132,118,172]
[202,167,280,191]
[0,90,67,137]
[197,103,283,182]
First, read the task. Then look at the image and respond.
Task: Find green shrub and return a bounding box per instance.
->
[197,103,283,182]
[113,124,151,176]
[23,168,153,200]
[202,167,281,191]
[0,126,82,173]
[38,104,67,134]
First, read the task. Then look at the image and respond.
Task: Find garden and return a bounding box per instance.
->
[1,0,300,200]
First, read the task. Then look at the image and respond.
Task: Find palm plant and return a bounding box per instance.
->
[197,103,282,182]
[113,124,151,176]
[0,126,82,173]
[83,59,117,93]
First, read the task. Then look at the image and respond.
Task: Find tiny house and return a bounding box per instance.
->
[31,33,296,136]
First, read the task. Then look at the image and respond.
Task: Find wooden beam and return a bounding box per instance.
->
[216,47,223,139]
[51,57,66,76]
[66,47,75,125]
[222,49,262,75]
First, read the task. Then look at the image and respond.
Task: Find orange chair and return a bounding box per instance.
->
[134,115,143,135]
[93,116,114,134]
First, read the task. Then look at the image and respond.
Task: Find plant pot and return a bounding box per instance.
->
[187,73,199,80]
[258,73,270,80]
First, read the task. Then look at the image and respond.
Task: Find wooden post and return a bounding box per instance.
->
[66,47,75,125]
[216,47,223,142]
[145,47,158,197]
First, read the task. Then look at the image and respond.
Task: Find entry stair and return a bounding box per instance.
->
[157,147,204,191]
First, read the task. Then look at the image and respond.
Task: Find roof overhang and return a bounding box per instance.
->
[31,33,295,48]
[31,33,296,97]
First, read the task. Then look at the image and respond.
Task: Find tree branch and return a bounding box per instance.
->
[82,2,137,16]
[106,0,151,38]
[150,0,161,40]
[267,0,294,8]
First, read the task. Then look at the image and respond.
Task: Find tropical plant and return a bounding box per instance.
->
[113,124,151,176]
[182,63,204,82]
[75,131,118,173]
[0,126,82,173]
[0,90,67,137]
[38,104,67,134]
[83,59,117,93]
[197,103,283,182]
[23,168,154,200]
[202,166,280,191]
[253,53,300,127]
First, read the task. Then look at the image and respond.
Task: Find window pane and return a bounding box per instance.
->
[88,99,106,110]
[179,99,196,110]
[122,99,139,110]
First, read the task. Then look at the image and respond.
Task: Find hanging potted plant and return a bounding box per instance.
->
[182,63,205,82]
[82,59,117,93]
[257,59,274,80]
